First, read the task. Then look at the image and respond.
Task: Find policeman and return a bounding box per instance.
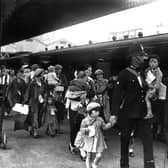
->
[164,79,168,159]
[110,43,155,168]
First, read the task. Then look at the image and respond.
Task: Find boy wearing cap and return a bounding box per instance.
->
[94,69,110,122]
[55,64,68,90]
[54,64,68,133]
[111,43,155,168]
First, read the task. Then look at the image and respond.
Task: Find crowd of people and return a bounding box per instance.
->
[0,64,68,136]
[0,42,168,168]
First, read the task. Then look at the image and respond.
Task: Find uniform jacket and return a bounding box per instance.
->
[111,68,147,120]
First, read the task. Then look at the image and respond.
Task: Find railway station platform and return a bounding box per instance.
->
[0,119,167,168]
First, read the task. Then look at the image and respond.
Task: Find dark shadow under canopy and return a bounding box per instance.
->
[0,0,157,45]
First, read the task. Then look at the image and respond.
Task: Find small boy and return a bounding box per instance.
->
[47,66,59,86]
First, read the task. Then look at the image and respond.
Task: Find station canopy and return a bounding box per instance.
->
[1,0,157,45]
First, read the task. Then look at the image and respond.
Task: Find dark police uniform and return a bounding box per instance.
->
[163,77,168,158]
[112,67,155,168]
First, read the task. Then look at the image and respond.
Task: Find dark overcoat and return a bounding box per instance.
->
[112,68,147,122]
[24,80,46,128]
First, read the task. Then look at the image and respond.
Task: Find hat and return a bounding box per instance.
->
[31,64,39,70]
[55,64,63,70]
[22,64,29,69]
[0,65,6,70]
[34,68,44,78]
[48,65,55,72]
[86,102,101,112]
[129,42,148,59]
[95,69,104,75]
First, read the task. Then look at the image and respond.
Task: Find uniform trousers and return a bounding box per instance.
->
[119,118,155,168]
[164,100,168,152]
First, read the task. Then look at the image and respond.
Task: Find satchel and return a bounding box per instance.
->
[88,125,96,137]
[12,103,29,115]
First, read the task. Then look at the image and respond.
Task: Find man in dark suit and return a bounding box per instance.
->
[110,43,155,168]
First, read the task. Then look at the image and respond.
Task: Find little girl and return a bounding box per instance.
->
[145,54,166,119]
[79,102,113,168]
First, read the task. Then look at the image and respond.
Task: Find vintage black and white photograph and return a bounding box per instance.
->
[0,0,168,168]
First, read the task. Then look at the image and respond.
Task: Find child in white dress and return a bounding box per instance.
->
[80,102,113,168]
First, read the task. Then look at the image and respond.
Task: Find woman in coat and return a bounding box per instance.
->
[24,68,46,138]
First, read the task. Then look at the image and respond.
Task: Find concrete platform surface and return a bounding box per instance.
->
[0,120,167,168]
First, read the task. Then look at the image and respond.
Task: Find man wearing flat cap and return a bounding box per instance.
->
[54,64,68,133]
[110,42,155,168]
[55,64,63,70]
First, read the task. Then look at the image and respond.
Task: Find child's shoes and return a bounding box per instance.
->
[68,144,75,154]
[144,113,153,119]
